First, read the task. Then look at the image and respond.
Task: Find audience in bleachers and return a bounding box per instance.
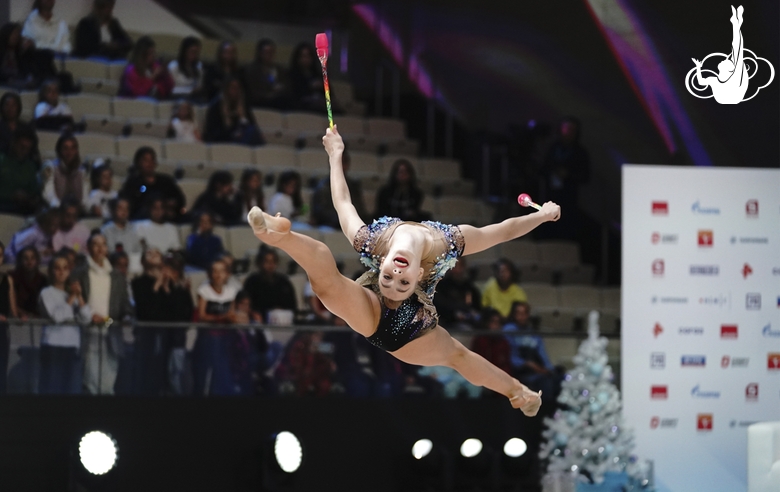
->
[0,125,41,215]
[0,92,23,154]
[0,242,16,396]
[471,308,512,377]
[481,258,528,318]
[216,251,243,292]
[73,0,132,60]
[119,146,185,221]
[202,41,244,103]
[233,168,264,219]
[288,42,332,114]
[433,257,481,330]
[168,99,200,142]
[191,170,240,225]
[21,0,72,56]
[42,133,83,208]
[84,164,116,218]
[33,79,75,131]
[10,245,48,318]
[186,210,225,270]
[244,38,290,110]
[101,197,142,272]
[168,36,205,99]
[375,159,429,222]
[310,149,368,230]
[0,22,58,90]
[275,330,335,396]
[38,253,86,394]
[243,247,296,321]
[268,170,306,226]
[134,196,182,253]
[118,36,174,99]
[203,76,263,145]
[5,209,58,265]
[52,198,90,254]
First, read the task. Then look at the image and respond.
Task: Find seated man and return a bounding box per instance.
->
[0,125,41,215]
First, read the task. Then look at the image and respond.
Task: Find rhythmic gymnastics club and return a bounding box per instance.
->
[517,193,543,211]
[315,33,334,129]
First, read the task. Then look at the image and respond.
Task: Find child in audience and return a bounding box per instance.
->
[52,198,90,255]
[268,170,307,228]
[101,198,143,274]
[233,168,264,218]
[216,252,243,292]
[134,196,182,253]
[10,246,48,317]
[186,210,224,269]
[169,100,201,143]
[84,165,117,219]
[34,79,74,132]
[38,254,90,394]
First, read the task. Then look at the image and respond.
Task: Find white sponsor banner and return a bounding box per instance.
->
[622,165,780,492]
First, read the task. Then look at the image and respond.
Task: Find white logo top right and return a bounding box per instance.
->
[685,5,775,104]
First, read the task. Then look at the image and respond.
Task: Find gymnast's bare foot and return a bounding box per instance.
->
[248,206,291,244]
[508,380,542,417]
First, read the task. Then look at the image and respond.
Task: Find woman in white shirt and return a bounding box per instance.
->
[167,36,204,99]
[22,0,71,55]
[268,170,308,229]
[134,196,182,253]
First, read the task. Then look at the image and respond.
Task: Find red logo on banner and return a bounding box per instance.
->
[650,416,660,429]
[651,386,668,399]
[654,323,663,338]
[698,230,713,247]
[742,263,753,279]
[746,383,758,401]
[652,202,668,215]
[721,356,730,368]
[652,259,665,276]
[769,353,780,370]
[721,325,738,339]
[697,413,713,431]
[746,199,758,217]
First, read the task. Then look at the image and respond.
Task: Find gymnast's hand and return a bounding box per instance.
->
[322,125,345,158]
[510,384,542,417]
[539,201,561,222]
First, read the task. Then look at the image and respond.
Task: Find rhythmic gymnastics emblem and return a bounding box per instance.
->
[685,5,774,104]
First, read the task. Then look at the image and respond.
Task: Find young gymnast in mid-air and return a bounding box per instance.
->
[248,127,560,416]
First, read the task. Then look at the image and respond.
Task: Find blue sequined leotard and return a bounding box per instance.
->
[352,216,465,352]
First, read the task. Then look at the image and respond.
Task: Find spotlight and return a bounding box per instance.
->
[503,437,527,458]
[273,431,303,473]
[412,439,433,460]
[404,439,452,491]
[460,438,483,458]
[78,431,118,475]
[261,431,303,491]
[456,438,495,487]
[500,436,534,483]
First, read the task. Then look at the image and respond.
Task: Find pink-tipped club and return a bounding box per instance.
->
[517,193,542,211]
[315,33,329,58]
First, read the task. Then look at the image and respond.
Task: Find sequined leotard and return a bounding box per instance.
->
[352,216,465,352]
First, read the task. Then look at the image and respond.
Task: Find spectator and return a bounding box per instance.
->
[288,42,330,113]
[481,259,527,318]
[38,254,89,394]
[275,331,335,396]
[540,116,590,240]
[33,79,74,131]
[57,246,77,270]
[232,168,264,219]
[168,36,204,99]
[52,198,90,254]
[193,258,240,396]
[0,92,23,153]
[185,210,224,269]
[119,36,173,99]
[101,197,142,273]
[0,125,42,215]
[268,170,305,225]
[168,100,200,142]
[243,247,296,320]
[203,76,263,145]
[244,38,290,109]
[134,196,182,253]
[0,241,19,395]
[4,209,58,265]
[202,41,244,103]
[310,149,367,229]
[10,245,48,317]
[471,308,512,376]
[191,170,240,225]
[120,146,185,221]
[0,22,57,90]
[216,251,243,292]
[84,164,116,219]
[73,0,132,60]
[375,159,429,222]
[72,232,133,395]
[433,257,481,329]
[109,249,128,278]
[42,133,83,208]
[21,0,72,55]
[160,252,194,395]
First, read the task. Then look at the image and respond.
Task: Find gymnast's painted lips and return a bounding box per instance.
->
[393,257,409,268]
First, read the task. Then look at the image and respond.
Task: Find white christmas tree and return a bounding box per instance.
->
[539,311,653,491]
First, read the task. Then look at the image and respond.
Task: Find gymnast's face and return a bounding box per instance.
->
[378,248,424,302]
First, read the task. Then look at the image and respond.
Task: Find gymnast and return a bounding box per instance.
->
[248,127,560,416]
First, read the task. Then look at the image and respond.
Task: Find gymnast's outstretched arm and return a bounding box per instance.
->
[322,126,366,240]
[731,6,745,79]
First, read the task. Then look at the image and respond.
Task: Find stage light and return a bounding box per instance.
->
[503,438,528,457]
[78,431,118,475]
[273,431,303,473]
[460,438,483,458]
[412,439,433,460]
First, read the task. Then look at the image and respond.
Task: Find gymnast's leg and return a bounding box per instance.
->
[391,326,542,416]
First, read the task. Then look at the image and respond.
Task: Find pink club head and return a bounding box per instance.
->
[517,193,533,207]
[315,33,328,58]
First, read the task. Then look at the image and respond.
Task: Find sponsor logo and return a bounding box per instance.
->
[773,267,780,276]
[651,353,665,368]
[743,263,753,279]
[697,413,713,431]
[651,232,678,244]
[777,296,780,308]
[731,236,769,244]
[746,199,759,217]
[682,355,706,367]
[769,353,780,370]
[653,296,688,304]
[652,201,668,215]
[721,324,738,339]
[650,416,678,429]
[691,384,721,399]
[653,323,663,337]
[692,201,720,215]
[746,383,758,402]
[730,420,758,428]
[699,294,729,308]
[652,259,665,276]
[651,385,668,399]
[746,293,761,310]
[679,326,704,335]
[690,265,719,275]
[698,230,714,247]
[721,356,749,368]
[764,323,780,338]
